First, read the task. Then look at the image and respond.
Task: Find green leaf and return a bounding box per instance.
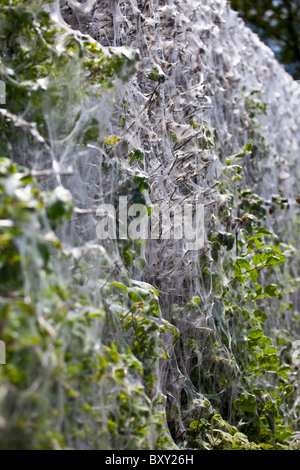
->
[264,284,280,297]
[237,394,256,413]
[264,255,286,267]
[146,65,166,83]
[235,258,251,272]
[277,365,292,379]
[248,328,264,341]
[232,152,246,158]
[275,425,293,443]
[250,269,258,283]
[258,353,279,368]
[109,282,128,292]
[20,174,33,185]
[244,141,253,153]
[255,284,262,295]
[252,253,261,266]
[254,294,267,300]
[270,246,282,254]
[248,229,272,241]
[132,280,159,297]
[259,336,272,344]
[254,238,262,250]
[129,149,144,161]
[253,309,267,323]
[187,296,201,310]
[263,346,278,354]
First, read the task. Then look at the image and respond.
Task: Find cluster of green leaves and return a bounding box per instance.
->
[0,1,170,450]
[0,158,89,448]
[0,157,169,449]
[0,0,138,155]
[146,65,166,84]
[169,132,299,449]
[224,231,296,446]
[209,162,298,448]
[243,91,273,164]
[187,413,262,450]
[1,0,299,452]
[107,280,179,396]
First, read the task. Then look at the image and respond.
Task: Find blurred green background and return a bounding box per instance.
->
[230,0,300,79]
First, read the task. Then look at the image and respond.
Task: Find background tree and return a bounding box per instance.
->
[231,0,300,79]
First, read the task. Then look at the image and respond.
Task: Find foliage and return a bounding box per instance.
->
[0,0,164,450]
[0,157,170,449]
[167,119,299,449]
[0,0,299,451]
[0,0,139,156]
[231,0,300,79]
